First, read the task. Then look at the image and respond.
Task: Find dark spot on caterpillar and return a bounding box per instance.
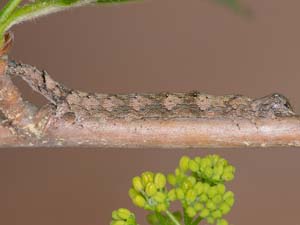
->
[190,91,199,97]
[284,102,291,109]
[62,112,76,124]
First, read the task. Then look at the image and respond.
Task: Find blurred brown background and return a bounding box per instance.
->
[1,0,300,224]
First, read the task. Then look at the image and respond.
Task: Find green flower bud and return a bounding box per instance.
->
[216,184,226,194]
[212,195,222,204]
[132,176,144,192]
[176,188,185,200]
[182,179,193,190]
[154,173,166,189]
[199,194,208,203]
[223,191,234,201]
[224,165,235,173]
[145,183,157,197]
[116,208,131,220]
[126,215,136,225]
[212,174,221,182]
[186,189,197,203]
[128,188,139,199]
[194,182,204,194]
[206,200,216,210]
[194,203,204,211]
[110,221,126,225]
[156,203,167,212]
[186,207,196,217]
[223,191,234,206]
[217,219,229,225]
[217,158,227,167]
[187,176,197,186]
[189,159,199,172]
[210,155,220,164]
[175,168,181,176]
[179,156,190,171]
[222,166,235,181]
[144,204,153,211]
[168,189,177,201]
[211,210,222,219]
[225,196,234,207]
[200,208,210,218]
[133,195,146,208]
[203,183,210,193]
[112,210,121,220]
[167,174,177,186]
[153,192,166,203]
[215,164,224,176]
[204,167,213,178]
[220,203,231,215]
[201,158,212,168]
[222,172,234,181]
[207,216,215,224]
[208,186,218,198]
[141,171,154,185]
[194,157,201,164]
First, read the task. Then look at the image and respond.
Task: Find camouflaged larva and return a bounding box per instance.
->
[63,91,295,120]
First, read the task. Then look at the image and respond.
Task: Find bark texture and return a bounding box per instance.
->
[1,32,300,148]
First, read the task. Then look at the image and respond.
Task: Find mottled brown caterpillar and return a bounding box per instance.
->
[7,60,294,122]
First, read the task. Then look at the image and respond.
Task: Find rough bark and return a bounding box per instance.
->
[1,32,300,148]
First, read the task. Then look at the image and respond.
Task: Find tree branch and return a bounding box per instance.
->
[0,55,300,148]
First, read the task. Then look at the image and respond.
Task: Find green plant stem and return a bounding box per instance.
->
[165,210,181,225]
[0,0,23,23]
[183,210,192,225]
[0,0,22,46]
[191,216,203,225]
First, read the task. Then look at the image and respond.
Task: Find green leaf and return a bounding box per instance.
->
[97,0,134,3]
[37,0,135,6]
[35,0,82,6]
[213,0,252,16]
[59,0,81,5]
[215,0,240,10]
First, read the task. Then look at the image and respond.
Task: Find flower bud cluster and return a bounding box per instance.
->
[110,208,137,225]
[128,171,169,212]
[178,155,235,185]
[167,155,235,225]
